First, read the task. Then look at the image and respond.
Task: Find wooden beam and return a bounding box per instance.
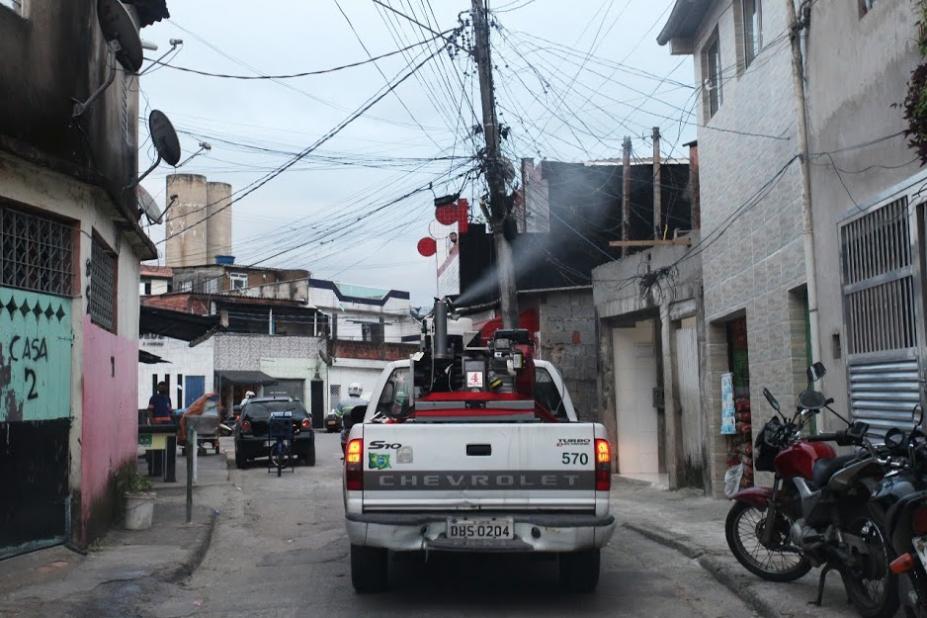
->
[608,238,692,248]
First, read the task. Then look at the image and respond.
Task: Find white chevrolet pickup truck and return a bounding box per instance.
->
[342,311,615,593]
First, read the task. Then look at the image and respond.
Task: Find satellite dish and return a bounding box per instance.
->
[72,0,144,117]
[149,110,182,166]
[126,110,182,193]
[137,186,162,224]
[97,0,144,72]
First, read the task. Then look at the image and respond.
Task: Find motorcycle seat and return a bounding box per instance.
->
[812,454,856,487]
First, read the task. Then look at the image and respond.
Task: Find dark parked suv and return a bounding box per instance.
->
[234,397,315,468]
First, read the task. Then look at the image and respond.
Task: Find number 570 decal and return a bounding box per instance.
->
[561,452,589,465]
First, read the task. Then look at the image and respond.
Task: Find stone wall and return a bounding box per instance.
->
[214,334,325,371]
[537,290,598,421]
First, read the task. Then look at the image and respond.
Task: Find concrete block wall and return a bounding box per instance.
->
[214,334,325,371]
[538,290,598,421]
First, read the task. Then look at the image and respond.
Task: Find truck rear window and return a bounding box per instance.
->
[244,401,308,420]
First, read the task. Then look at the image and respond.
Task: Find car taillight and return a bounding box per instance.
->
[914,505,927,535]
[595,438,611,491]
[346,439,363,491]
[301,418,311,430]
[240,419,252,434]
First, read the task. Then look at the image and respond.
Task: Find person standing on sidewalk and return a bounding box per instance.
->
[148,382,174,425]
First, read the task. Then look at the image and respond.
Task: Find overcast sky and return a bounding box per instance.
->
[137,0,695,306]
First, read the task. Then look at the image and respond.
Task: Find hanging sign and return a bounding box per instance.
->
[721,372,736,435]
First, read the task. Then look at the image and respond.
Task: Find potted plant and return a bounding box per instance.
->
[123,471,156,530]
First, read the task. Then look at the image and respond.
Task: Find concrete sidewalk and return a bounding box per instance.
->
[610,478,881,618]
[0,451,229,618]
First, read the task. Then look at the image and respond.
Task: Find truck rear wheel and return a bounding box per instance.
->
[351,545,388,593]
[559,549,600,593]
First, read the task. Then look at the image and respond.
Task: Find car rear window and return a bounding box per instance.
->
[244,401,307,420]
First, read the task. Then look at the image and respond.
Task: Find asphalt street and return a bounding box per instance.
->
[128,432,758,618]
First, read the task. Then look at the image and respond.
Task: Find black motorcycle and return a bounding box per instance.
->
[873,409,927,617]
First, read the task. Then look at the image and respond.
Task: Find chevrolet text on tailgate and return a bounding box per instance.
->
[343,299,615,593]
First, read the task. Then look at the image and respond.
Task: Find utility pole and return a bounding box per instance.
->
[786,0,822,372]
[621,136,632,256]
[652,127,662,240]
[471,0,518,328]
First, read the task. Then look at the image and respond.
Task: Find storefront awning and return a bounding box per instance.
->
[215,370,277,386]
[140,306,220,343]
[139,350,169,364]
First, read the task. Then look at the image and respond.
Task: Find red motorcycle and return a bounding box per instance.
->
[725,363,898,618]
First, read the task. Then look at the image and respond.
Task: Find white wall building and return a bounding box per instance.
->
[307,279,420,406]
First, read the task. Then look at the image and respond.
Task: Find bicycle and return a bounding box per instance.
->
[268,411,294,477]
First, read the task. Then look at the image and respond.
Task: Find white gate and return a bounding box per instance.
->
[839,193,924,435]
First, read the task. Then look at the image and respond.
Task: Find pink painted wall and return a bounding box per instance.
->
[80,316,138,539]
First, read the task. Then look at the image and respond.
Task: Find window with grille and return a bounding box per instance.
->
[0,206,74,297]
[840,197,915,357]
[89,235,117,332]
[361,322,384,344]
[839,195,922,435]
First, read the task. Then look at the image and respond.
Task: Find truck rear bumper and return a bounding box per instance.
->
[345,512,616,553]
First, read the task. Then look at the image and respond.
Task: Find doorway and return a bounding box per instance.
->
[725,317,754,490]
[612,320,665,486]
[310,380,325,428]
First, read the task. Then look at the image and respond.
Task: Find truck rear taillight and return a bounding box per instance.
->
[301,418,312,430]
[346,439,363,491]
[240,419,252,434]
[595,438,611,492]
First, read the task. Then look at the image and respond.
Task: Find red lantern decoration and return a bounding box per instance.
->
[435,202,458,225]
[417,237,437,257]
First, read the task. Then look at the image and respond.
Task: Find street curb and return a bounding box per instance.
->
[623,522,780,618]
[162,509,219,584]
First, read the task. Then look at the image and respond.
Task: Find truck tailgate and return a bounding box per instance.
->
[360,423,600,512]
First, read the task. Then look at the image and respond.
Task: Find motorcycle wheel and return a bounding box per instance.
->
[843,515,899,618]
[725,501,812,582]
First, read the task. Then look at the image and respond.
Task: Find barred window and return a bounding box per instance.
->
[0,206,74,297]
[89,235,117,332]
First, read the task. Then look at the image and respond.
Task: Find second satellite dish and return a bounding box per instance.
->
[128,110,182,191]
[149,110,182,166]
